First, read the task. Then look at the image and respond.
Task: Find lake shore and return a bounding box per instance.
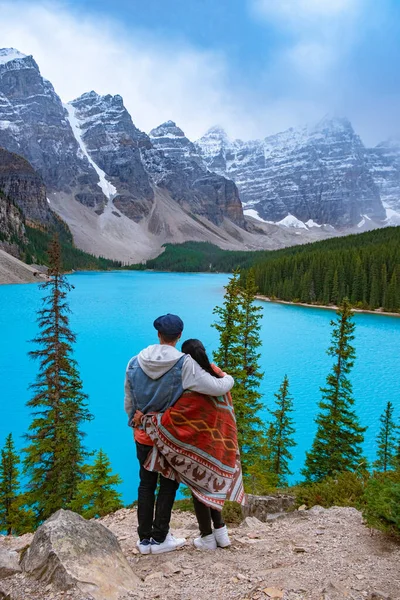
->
[256,294,400,317]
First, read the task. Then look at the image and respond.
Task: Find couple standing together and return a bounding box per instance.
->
[124,313,244,555]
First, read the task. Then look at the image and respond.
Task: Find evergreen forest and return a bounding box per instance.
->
[142,227,400,312]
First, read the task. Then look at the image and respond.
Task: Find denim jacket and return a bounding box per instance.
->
[125,354,185,421]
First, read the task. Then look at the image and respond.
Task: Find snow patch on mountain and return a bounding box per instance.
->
[243,209,272,223]
[0,48,27,65]
[64,102,116,200]
[277,214,308,229]
[383,202,400,225]
[305,219,322,228]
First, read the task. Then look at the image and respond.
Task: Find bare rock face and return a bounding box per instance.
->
[21,509,139,600]
[148,120,245,227]
[0,147,52,225]
[0,549,21,580]
[368,139,400,217]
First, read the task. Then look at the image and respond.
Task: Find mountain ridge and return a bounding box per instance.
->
[0,46,399,262]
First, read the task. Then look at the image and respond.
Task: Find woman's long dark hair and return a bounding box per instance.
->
[181,339,222,378]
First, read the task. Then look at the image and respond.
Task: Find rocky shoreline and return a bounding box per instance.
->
[256,295,400,318]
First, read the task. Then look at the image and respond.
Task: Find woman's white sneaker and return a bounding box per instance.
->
[150,533,186,554]
[136,539,152,555]
[213,525,231,548]
[193,533,217,550]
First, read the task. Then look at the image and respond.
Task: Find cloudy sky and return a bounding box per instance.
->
[1,0,399,144]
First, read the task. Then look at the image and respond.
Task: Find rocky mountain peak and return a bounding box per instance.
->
[0,48,27,64]
[203,125,229,139]
[149,120,185,138]
[314,114,354,135]
[149,119,198,161]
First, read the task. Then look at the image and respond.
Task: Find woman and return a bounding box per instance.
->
[140,339,244,551]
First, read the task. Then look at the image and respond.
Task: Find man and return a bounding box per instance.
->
[124,313,234,555]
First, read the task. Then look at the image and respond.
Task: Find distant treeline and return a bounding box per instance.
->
[138,241,263,272]
[138,228,400,312]
[248,227,400,312]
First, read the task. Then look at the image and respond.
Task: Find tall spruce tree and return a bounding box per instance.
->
[0,434,33,535]
[302,298,366,482]
[212,270,243,373]
[267,375,296,486]
[24,237,93,524]
[374,401,398,472]
[69,449,123,518]
[212,270,263,469]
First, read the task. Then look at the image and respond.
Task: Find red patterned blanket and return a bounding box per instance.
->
[142,390,245,510]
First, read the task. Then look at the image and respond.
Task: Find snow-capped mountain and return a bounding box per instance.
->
[0,48,102,211]
[0,46,398,262]
[0,48,248,259]
[368,139,400,223]
[67,92,154,221]
[196,117,387,228]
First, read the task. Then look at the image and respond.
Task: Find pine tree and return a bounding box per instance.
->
[24,237,93,524]
[267,376,296,486]
[246,426,278,494]
[235,270,264,461]
[70,449,123,518]
[212,270,243,373]
[302,299,367,482]
[374,401,398,472]
[0,434,33,535]
[212,270,264,469]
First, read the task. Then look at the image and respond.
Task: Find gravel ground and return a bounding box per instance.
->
[1,506,399,600]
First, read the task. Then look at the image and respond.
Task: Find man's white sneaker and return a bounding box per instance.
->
[136,539,152,555]
[150,533,186,554]
[213,525,231,548]
[193,533,218,550]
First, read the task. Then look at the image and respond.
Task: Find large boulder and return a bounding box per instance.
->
[21,509,139,600]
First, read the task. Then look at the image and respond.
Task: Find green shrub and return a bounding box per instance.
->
[293,471,368,509]
[222,501,243,524]
[173,498,194,512]
[362,471,400,536]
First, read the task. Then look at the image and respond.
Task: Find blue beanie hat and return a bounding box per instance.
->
[153,314,184,336]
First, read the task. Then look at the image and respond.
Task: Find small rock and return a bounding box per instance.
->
[144,572,164,582]
[368,592,392,600]
[297,505,307,511]
[308,505,326,515]
[0,549,21,579]
[182,569,193,576]
[247,532,261,539]
[263,587,284,598]
[242,516,264,528]
[162,562,181,576]
[236,573,247,580]
[293,546,306,553]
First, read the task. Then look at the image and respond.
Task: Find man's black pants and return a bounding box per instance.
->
[136,442,179,543]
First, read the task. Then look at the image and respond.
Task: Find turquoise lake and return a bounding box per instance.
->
[1,271,399,504]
